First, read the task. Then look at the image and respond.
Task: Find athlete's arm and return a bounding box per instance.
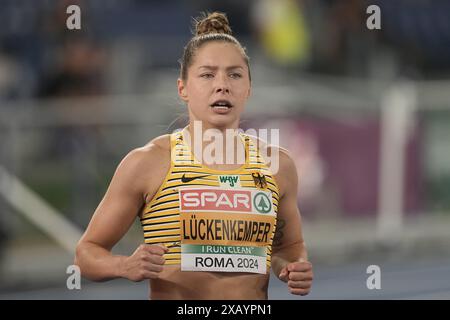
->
[271,149,313,295]
[74,138,170,282]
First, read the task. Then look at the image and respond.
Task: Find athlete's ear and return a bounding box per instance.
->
[177,78,188,103]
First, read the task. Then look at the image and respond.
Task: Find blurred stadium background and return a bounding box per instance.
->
[0,0,450,299]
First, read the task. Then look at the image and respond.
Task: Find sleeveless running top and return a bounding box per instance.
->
[140,129,280,274]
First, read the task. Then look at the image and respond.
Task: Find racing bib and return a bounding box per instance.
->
[178,187,276,274]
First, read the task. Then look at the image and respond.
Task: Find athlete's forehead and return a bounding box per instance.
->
[197,65,245,71]
[193,42,247,62]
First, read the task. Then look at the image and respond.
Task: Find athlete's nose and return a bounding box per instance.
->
[214,73,230,94]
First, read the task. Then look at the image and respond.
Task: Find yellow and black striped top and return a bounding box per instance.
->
[140,129,280,270]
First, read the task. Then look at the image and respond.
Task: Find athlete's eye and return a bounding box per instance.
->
[200,73,214,79]
[229,73,242,79]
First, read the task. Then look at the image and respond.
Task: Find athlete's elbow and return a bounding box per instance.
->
[74,240,83,268]
[74,242,99,282]
[74,242,89,279]
[75,241,120,282]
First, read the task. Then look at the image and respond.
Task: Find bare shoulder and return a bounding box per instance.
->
[119,134,171,172]
[246,134,297,197]
[271,146,298,197]
[245,134,286,158]
[144,134,171,152]
[112,134,171,199]
[246,134,295,171]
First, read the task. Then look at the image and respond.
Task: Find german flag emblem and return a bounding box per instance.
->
[252,172,268,189]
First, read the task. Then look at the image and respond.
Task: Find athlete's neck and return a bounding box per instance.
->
[183,121,246,167]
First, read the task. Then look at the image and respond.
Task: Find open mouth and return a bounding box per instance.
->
[210,99,233,109]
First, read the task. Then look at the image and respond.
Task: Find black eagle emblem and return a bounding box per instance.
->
[252,172,268,189]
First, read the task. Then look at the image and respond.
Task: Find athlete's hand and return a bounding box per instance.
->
[279,260,313,296]
[120,243,168,281]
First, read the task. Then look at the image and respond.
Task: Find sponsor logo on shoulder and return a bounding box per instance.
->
[218,175,241,188]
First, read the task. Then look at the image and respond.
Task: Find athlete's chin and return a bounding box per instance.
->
[206,116,238,128]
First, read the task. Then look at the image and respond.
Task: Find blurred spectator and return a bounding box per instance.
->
[37,36,107,97]
[251,0,311,68]
[36,0,107,98]
[311,0,370,76]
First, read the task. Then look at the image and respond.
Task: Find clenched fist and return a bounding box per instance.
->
[120,243,168,282]
[279,260,313,296]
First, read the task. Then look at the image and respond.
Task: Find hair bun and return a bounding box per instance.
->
[195,12,232,36]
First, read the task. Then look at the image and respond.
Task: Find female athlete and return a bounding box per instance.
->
[75,12,313,300]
